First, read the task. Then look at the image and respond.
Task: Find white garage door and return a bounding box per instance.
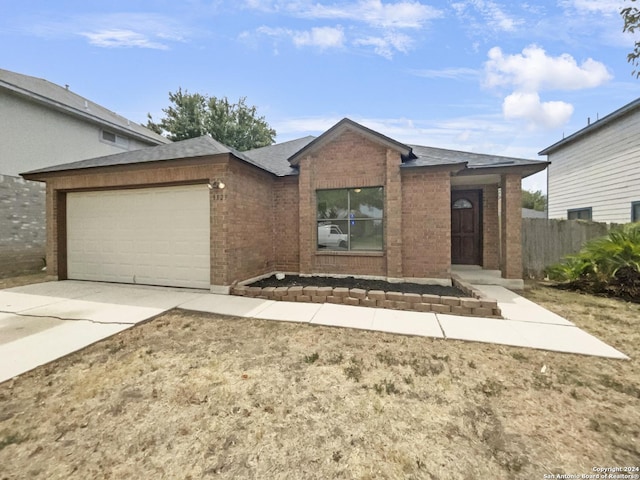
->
[67,185,210,289]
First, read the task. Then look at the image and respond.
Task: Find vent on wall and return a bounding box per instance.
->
[101,130,130,149]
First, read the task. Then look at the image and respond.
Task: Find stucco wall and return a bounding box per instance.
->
[0,175,46,275]
[0,90,152,176]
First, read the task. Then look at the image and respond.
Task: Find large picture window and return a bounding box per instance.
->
[316,187,383,251]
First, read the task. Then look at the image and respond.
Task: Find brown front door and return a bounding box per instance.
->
[451,190,482,265]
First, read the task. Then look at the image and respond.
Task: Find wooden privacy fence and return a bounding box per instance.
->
[522,218,613,279]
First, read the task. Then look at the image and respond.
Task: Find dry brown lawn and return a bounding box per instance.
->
[0,278,639,479]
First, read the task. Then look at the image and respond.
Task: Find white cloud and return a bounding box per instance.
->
[80,29,169,49]
[255,25,345,50]
[483,44,611,130]
[485,45,612,92]
[409,67,479,79]
[452,0,523,33]
[502,92,574,129]
[293,26,345,49]
[246,0,442,28]
[302,0,442,29]
[244,0,442,58]
[354,32,412,59]
[30,13,185,49]
[561,0,623,17]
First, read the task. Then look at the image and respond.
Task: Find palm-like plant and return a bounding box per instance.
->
[547,223,640,287]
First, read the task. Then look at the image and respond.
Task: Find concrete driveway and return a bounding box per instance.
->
[0,281,203,383]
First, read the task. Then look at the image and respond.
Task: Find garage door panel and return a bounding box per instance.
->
[67,185,210,289]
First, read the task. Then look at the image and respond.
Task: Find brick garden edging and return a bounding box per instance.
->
[231,280,502,318]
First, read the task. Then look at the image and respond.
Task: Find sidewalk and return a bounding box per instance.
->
[0,280,628,384]
[179,284,628,360]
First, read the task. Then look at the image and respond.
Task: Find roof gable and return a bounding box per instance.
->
[287,118,413,166]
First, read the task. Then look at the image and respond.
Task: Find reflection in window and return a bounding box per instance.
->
[567,208,592,220]
[317,187,383,251]
[632,202,640,222]
[452,198,473,209]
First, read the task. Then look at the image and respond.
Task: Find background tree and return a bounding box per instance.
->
[522,189,547,211]
[622,0,640,78]
[147,88,276,151]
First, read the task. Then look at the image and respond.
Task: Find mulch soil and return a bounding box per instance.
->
[249,274,466,297]
[553,266,640,304]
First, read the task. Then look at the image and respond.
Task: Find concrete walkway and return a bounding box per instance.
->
[0,280,628,383]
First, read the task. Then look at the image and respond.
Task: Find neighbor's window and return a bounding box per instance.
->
[316,187,383,251]
[632,201,640,222]
[101,130,130,149]
[567,207,592,220]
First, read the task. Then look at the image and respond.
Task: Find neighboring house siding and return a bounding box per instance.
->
[1,90,151,176]
[547,109,640,223]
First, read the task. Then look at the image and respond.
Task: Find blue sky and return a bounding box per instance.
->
[2,0,639,192]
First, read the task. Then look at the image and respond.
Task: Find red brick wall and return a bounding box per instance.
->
[301,129,390,277]
[402,170,451,278]
[501,173,522,278]
[42,159,227,284]
[482,185,500,270]
[226,161,276,284]
[272,176,300,272]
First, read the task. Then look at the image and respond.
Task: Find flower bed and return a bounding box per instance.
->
[232,276,501,318]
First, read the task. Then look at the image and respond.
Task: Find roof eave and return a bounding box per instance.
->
[539,97,640,155]
[457,162,549,178]
[400,161,467,173]
[1,81,168,146]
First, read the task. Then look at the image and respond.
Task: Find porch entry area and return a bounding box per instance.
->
[451,189,482,265]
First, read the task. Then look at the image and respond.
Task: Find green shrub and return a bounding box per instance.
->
[547,223,640,283]
[547,223,640,300]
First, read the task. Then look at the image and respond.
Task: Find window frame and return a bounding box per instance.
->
[316,187,384,252]
[632,201,640,222]
[567,207,592,220]
[100,129,130,150]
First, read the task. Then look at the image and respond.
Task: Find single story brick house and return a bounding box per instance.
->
[22,118,548,292]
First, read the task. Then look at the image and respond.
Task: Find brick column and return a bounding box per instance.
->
[482,185,500,270]
[385,149,402,278]
[298,156,313,274]
[210,168,229,287]
[46,184,61,280]
[500,174,522,279]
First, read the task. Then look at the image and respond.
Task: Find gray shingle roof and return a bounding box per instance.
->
[406,144,544,170]
[243,136,315,176]
[0,68,168,146]
[23,136,234,175]
[22,135,308,177]
[22,117,548,179]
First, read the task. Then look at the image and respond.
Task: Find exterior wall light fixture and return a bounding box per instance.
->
[208,180,226,190]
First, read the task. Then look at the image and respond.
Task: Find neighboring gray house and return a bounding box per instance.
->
[0,68,169,274]
[540,97,640,224]
[522,208,546,219]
